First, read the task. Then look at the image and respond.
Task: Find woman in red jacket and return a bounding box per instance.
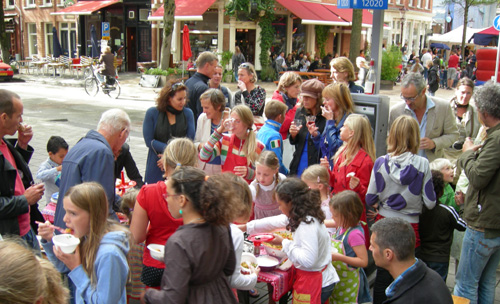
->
[321,114,375,248]
[271,71,302,139]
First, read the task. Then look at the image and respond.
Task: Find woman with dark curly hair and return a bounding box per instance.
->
[239,178,339,304]
[143,80,195,184]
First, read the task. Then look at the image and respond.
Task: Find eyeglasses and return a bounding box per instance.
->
[171,82,186,92]
[400,91,422,102]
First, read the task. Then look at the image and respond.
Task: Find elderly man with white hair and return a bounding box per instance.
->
[53,109,131,228]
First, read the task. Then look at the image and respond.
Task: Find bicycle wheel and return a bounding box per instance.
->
[83,67,93,79]
[84,77,99,97]
[105,81,121,99]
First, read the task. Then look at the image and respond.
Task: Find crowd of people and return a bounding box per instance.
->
[0,46,499,304]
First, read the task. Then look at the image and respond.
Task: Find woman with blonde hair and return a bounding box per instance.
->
[143,80,195,184]
[38,182,130,303]
[232,46,245,81]
[330,57,364,93]
[98,46,116,84]
[200,105,265,183]
[194,88,230,174]
[313,82,355,168]
[234,63,266,116]
[130,138,198,288]
[272,71,303,138]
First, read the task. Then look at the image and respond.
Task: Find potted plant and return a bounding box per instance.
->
[142,67,184,88]
[220,50,233,83]
[380,45,402,90]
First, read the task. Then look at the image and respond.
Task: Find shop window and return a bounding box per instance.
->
[28,23,37,56]
[271,15,287,56]
[60,22,77,57]
[182,10,219,60]
[26,0,36,7]
[45,23,53,56]
[292,18,306,56]
[43,0,52,6]
[6,0,15,9]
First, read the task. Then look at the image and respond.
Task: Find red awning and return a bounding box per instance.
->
[323,4,374,27]
[51,0,119,15]
[149,0,216,21]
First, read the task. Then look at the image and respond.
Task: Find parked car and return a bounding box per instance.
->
[0,60,14,81]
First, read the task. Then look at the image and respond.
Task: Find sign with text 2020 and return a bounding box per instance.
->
[338,0,388,10]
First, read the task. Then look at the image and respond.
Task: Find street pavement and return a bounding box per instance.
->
[4,71,499,304]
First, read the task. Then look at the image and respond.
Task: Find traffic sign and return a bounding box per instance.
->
[338,0,388,10]
[494,15,500,31]
[102,22,110,38]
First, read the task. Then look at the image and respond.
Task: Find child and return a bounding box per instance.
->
[120,189,146,302]
[430,158,459,213]
[241,178,339,304]
[323,114,375,248]
[36,136,69,204]
[418,170,466,281]
[38,182,130,303]
[329,190,371,304]
[200,104,265,183]
[301,164,335,235]
[257,100,289,175]
[250,151,286,219]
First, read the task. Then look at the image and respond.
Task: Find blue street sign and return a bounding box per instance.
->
[494,15,500,31]
[102,22,110,38]
[338,0,388,10]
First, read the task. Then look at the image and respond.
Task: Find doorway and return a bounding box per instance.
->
[127,27,137,72]
[235,29,256,65]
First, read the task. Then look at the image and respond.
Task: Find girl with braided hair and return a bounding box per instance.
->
[239,177,339,304]
[143,167,240,304]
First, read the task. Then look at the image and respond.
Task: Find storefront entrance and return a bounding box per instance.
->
[236,29,256,65]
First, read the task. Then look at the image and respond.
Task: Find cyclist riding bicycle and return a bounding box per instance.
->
[98,46,116,86]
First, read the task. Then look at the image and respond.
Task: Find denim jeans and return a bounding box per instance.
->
[321,282,336,303]
[21,227,41,256]
[454,227,500,304]
[423,260,449,282]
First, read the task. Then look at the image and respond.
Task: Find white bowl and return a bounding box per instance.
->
[256,255,280,272]
[147,244,165,262]
[240,252,258,274]
[52,234,80,254]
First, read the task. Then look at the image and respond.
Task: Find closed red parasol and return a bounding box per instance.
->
[182,24,192,61]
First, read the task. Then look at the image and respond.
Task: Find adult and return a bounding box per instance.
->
[410,58,424,74]
[322,53,333,68]
[453,81,500,304]
[443,77,480,165]
[308,55,320,72]
[312,82,354,168]
[0,89,45,251]
[130,138,198,289]
[208,64,232,108]
[143,81,195,184]
[356,50,368,87]
[98,46,116,85]
[447,51,459,90]
[389,72,458,162]
[285,53,295,71]
[330,57,365,94]
[275,51,287,75]
[466,50,476,78]
[53,108,131,228]
[427,58,440,96]
[232,46,245,82]
[114,143,144,189]
[271,71,302,139]
[185,51,218,121]
[408,50,416,63]
[421,48,433,79]
[194,89,228,175]
[289,79,326,177]
[370,218,453,304]
[233,63,266,117]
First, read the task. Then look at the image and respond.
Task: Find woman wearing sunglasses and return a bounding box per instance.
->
[233,63,266,117]
[143,81,195,184]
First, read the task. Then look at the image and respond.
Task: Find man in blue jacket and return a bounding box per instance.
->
[53,109,131,228]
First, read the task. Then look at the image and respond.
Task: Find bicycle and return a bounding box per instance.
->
[84,64,121,99]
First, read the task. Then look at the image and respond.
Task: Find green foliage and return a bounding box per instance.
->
[315,25,330,59]
[220,50,233,71]
[260,65,276,82]
[145,67,183,76]
[381,45,402,81]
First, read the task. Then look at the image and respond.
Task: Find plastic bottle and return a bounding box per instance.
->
[365,60,376,95]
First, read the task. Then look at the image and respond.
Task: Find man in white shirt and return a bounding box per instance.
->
[421,48,433,80]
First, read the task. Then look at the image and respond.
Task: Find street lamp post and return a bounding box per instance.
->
[399,7,408,46]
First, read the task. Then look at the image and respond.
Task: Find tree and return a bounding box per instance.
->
[348,9,362,66]
[160,0,175,70]
[445,0,497,66]
[0,0,11,63]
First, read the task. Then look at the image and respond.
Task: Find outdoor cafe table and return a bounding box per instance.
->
[279,71,330,85]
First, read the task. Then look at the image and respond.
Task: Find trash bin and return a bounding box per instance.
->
[15,54,21,61]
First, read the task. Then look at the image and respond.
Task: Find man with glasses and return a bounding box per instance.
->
[53,109,131,228]
[389,73,458,162]
[185,51,218,124]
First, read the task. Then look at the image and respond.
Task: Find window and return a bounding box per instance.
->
[28,23,37,56]
[6,0,15,9]
[26,0,36,7]
[43,0,52,6]
[45,23,53,56]
[60,22,77,57]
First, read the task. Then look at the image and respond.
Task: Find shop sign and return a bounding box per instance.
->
[338,0,388,10]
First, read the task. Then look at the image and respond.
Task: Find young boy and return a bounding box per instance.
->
[256,100,289,175]
[36,136,68,204]
[418,170,466,282]
[430,158,459,212]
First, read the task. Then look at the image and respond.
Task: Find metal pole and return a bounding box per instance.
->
[495,37,500,83]
[370,9,384,95]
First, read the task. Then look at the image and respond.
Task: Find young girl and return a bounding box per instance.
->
[329,190,371,304]
[250,151,287,219]
[200,104,265,183]
[38,182,130,303]
[322,114,375,248]
[241,178,339,304]
[430,158,458,212]
[143,167,239,303]
[366,115,436,304]
[301,164,335,235]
